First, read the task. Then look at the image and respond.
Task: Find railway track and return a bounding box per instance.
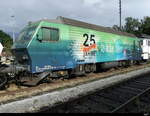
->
[0,63,149,112]
[0,63,150,112]
[43,72,150,113]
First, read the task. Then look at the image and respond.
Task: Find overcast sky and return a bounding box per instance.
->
[0,0,150,33]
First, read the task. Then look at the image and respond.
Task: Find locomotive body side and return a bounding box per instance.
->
[27,21,73,73]
[0,17,143,88]
[68,25,142,64]
[23,21,142,73]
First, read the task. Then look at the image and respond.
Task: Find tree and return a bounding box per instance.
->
[123,17,142,36]
[112,17,144,37]
[141,16,150,35]
[0,30,13,49]
[0,30,13,55]
[112,25,121,31]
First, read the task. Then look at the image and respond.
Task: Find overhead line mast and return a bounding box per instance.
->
[119,0,122,30]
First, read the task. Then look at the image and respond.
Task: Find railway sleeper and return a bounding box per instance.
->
[69,106,98,113]
[98,90,130,102]
[120,86,143,93]
[97,86,140,100]
[136,77,150,82]
[72,100,107,113]
[96,97,121,110]
[88,94,121,109]
[58,98,105,113]
[113,87,141,96]
[131,81,150,88]
[133,81,150,86]
[101,85,138,94]
[97,93,124,104]
[107,91,133,102]
[123,84,146,90]
[87,95,121,108]
[135,78,150,82]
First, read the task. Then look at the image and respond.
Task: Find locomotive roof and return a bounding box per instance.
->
[38,16,136,38]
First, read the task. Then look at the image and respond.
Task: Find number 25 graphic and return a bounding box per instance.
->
[83,34,96,47]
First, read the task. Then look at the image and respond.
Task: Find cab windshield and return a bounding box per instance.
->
[16,25,37,44]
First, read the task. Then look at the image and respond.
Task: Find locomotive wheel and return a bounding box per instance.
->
[121,61,126,67]
[130,60,134,65]
[85,64,91,73]
[90,64,96,72]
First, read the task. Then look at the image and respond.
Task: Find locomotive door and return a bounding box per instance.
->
[33,26,66,72]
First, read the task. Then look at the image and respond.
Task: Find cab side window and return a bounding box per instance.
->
[42,27,59,41]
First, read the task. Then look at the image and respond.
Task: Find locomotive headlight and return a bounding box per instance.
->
[22,55,29,60]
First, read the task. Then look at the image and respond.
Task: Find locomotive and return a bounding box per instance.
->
[0,16,142,87]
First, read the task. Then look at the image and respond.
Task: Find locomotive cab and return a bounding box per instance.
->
[12,23,39,72]
[11,21,64,74]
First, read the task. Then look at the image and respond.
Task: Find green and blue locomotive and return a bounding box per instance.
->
[0,16,142,86]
